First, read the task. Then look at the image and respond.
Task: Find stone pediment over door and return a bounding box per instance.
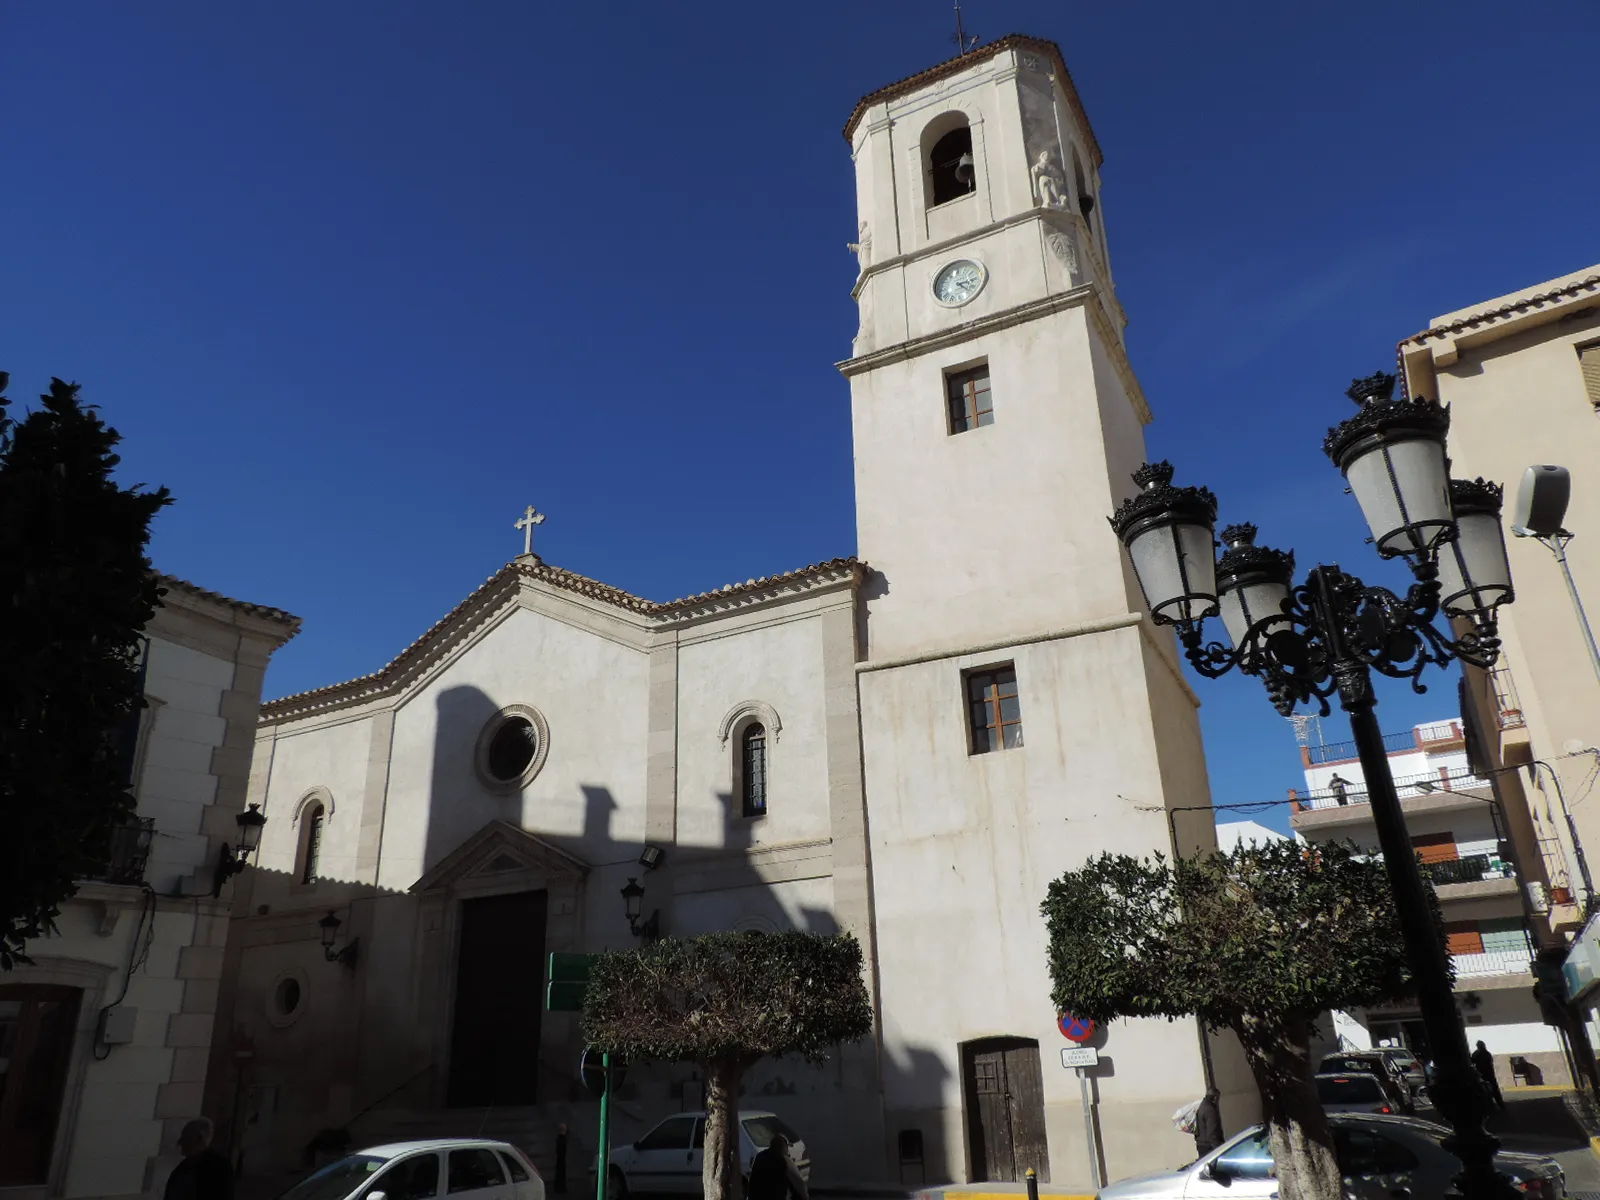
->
[411,820,589,899]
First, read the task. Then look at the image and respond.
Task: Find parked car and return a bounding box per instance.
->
[1317,1051,1415,1112]
[1376,1047,1428,1099]
[601,1111,808,1198]
[1316,1072,1396,1115]
[1095,1112,1565,1199]
[278,1139,542,1200]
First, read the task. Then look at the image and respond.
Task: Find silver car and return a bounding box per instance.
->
[278,1139,544,1200]
[1315,1072,1395,1115]
[1096,1113,1564,1200]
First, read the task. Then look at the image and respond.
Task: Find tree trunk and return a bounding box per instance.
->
[701,1056,749,1200]
[1236,1014,1342,1200]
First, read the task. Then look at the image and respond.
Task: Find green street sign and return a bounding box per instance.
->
[547,952,595,1012]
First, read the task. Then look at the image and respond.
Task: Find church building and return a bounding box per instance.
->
[206,35,1252,1190]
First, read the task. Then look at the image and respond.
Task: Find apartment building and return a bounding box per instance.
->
[1398,262,1600,1075]
[1290,717,1570,1089]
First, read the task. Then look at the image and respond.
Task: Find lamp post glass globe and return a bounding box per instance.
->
[1215,524,1295,649]
[235,803,266,856]
[1108,462,1220,626]
[1324,374,1455,562]
[1439,479,1515,620]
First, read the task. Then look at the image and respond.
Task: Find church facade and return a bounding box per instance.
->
[206,36,1252,1191]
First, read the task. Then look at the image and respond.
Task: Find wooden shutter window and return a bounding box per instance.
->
[1411,831,1458,864]
[1579,343,1600,410]
[1443,921,1485,956]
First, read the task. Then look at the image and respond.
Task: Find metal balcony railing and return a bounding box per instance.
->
[1453,948,1534,978]
[1422,854,1514,887]
[1295,765,1487,812]
[1490,664,1527,731]
[85,817,155,886]
[1304,730,1418,765]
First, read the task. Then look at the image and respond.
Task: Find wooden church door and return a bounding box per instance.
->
[961,1038,1049,1183]
[447,890,547,1107]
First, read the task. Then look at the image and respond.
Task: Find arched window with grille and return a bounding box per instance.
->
[740,724,768,818]
[298,803,325,884]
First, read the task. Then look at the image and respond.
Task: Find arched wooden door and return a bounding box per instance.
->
[960,1037,1049,1183]
[0,985,82,1186]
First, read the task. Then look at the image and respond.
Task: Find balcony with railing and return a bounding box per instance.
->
[83,817,155,887]
[1303,730,1417,766]
[1422,854,1513,887]
[1290,765,1490,824]
[1452,948,1534,980]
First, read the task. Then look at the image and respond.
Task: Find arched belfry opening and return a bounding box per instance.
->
[1071,148,1095,227]
[926,119,976,207]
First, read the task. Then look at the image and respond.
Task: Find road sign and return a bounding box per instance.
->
[548,952,596,1012]
[1061,1046,1099,1069]
[580,1045,628,1098]
[1057,1013,1096,1043]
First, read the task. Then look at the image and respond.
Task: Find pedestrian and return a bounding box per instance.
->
[1193,1087,1224,1159]
[747,1134,808,1200]
[553,1123,569,1195]
[1471,1040,1506,1110]
[163,1119,234,1200]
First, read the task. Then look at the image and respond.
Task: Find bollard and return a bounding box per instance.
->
[1025,1167,1039,1200]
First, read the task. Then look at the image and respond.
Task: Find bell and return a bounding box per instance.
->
[955,152,975,188]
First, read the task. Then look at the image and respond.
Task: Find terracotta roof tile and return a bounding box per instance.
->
[259,555,862,721]
[841,34,1103,168]
[155,573,302,630]
[1400,272,1600,347]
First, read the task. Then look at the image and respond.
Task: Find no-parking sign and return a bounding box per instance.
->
[1057,1013,1096,1043]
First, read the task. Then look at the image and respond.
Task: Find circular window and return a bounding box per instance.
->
[266,968,309,1028]
[488,717,538,781]
[474,705,551,793]
[274,977,302,1016]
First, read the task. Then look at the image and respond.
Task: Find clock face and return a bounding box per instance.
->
[934,259,985,306]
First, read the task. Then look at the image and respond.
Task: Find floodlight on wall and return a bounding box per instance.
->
[639,844,666,872]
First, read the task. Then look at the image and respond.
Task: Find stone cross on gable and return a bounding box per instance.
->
[515,505,546,557]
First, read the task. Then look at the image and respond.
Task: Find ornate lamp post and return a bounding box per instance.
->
[1110,373,1518,1200]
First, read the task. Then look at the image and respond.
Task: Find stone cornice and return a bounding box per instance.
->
[837,283,1152,425]
[153,573,302,648]
[1397,269,1600,381]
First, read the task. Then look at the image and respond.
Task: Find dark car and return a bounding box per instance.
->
[1318,1052,1415,1113]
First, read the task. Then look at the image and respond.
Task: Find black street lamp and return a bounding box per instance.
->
[212,804,268,897]
[620,877,659,940]
[1110,372,1518,1200]
[318,910,359,968]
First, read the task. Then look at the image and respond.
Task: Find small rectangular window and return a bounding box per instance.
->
[966,665,1022,754]
[946,365,993,434]
[1579,342,1600,410]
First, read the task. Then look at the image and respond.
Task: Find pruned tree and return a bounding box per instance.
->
[1042,840,1439,1200]
[0,375,170,968]
[583,931,873,1200]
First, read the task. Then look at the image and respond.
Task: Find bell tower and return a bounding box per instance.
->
[841,37,1245,1186]
[841,35,1145,662]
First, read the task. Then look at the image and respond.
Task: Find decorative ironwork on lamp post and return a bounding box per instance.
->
[1109,372,1519,1200]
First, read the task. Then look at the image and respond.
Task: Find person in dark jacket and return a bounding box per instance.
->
[746,1134,807,1200]
[164,1119,234,1200]
[1194,1088,1224,1159]
[1471,1040,1506,1110]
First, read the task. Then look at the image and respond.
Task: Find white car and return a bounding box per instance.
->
[1096,1113,1564,1200]
[603,1111,808,1197]
[278,1139,543,1200]
[1314,1072,1396,1115]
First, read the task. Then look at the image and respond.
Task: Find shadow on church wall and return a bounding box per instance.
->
[209,676,957,1194]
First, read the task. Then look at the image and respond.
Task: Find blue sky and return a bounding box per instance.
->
[4,2,1597,832]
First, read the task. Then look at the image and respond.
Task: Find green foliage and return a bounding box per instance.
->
[0,376,171,968]
[581,930,873,1064]
[1042,839,1433,1029]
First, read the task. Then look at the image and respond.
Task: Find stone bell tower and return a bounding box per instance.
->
[839,37,1253,1186]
